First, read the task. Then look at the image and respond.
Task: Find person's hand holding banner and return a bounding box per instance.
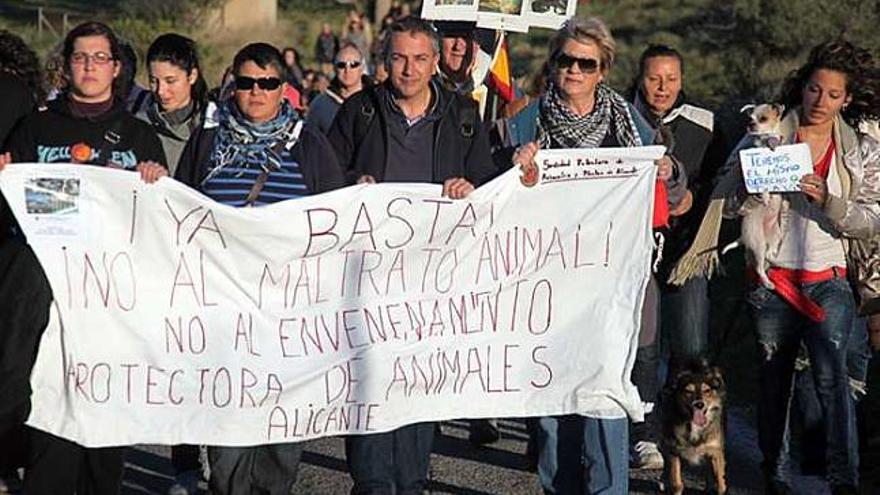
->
[0,146,662,447]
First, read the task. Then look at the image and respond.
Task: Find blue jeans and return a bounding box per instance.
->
[536,415,629,494]
[345,422,435,495]
[747,277,858,488]
[787,316,869,475]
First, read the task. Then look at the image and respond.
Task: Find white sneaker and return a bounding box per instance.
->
[631,441,664,470]
[167,469,200,495]
[167,484,189,495]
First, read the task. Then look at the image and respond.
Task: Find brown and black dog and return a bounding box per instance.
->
[660,359,727,495]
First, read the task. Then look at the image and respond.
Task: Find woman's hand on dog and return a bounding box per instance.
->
[799,173,828,205]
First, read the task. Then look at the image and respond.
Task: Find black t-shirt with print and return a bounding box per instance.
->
[5,97,166,168]
[1,97,167,240]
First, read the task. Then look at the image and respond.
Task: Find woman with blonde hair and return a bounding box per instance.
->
[510,16,685,494]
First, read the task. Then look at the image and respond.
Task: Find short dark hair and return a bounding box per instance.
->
[147,33,208,109]
[637,44,684,78]
[232,42,287,80]
[780,39,880,126]
[381,16,440,64]
[629,44,685,101]
[62,22,126,100]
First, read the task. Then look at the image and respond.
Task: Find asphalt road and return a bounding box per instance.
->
[120,409,840,495]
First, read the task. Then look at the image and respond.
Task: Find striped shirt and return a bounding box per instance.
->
[201,150,309,207]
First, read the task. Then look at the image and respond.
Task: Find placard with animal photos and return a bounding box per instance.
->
[421,0,577,32]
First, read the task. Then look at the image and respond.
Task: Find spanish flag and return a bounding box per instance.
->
[489,32,514,103]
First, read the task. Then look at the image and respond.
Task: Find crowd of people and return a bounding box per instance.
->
[0,5,879,495]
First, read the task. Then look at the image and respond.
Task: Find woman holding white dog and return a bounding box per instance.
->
[672,40,880,495]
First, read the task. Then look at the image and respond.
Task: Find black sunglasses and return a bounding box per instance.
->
[234,76,283,91]
[555,53,600,73]
[335,60,363,70]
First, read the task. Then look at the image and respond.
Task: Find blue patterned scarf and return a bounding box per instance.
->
[203,99,299,185]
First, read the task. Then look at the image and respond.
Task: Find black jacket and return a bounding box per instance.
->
[175,121,345,195]
[1,98,166,241]
[327,82,497,187]
[634,94,717,273]
[4,98,166,168]
[0,73,35,149]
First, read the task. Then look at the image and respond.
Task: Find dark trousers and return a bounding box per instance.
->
[631,277,660,444]
[0,240,52,474]
[23,428,125,495]
[208,443,303,495]
[171,444,201,475]
[659,275,710,365]
[345,422,435,495]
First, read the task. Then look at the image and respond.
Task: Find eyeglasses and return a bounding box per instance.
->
[70,52,114,66]
[234,76,283,91]
[335,60,363,70]
[555,53,600,73]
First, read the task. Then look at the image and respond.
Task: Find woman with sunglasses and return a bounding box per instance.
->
[175,42,344,494]
[0,21,166,494]
[137,33,210,177]
[507,16,685,494]
[306,42,371,135]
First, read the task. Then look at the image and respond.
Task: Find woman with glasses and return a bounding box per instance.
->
[0,21,166,495]
[506,16,684,494]
[136,33,210,177]
[175,42,344,494]
[306,42,371,135]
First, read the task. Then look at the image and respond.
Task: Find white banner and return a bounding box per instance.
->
[1,146,661,448]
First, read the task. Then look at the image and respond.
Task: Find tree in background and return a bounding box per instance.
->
[513,0,880,108]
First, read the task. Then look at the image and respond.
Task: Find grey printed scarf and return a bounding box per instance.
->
[538,82,641,148]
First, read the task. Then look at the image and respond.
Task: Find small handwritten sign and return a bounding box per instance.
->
[740,143,812,193]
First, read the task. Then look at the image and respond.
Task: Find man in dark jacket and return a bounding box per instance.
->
[329,19,495,195]
[328,16,496,494]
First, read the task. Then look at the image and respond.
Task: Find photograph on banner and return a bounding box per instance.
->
[1,156,658,447]
[739,142,812,193]
[16,171,86,239]
[25,177,80,214]
[524,0,578,29]
[421,0,576,32]
[421,0,479,22]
